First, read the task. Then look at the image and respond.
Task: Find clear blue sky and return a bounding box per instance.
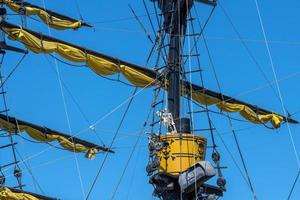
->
[1,0,300,200]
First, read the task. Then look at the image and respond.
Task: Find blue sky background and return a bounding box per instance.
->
[1,0,300,199]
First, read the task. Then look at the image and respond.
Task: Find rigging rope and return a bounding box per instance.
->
[85,87,138,200]
[0,54,27,89]
[73,0,84,21]
[2,72,162,175]
[142,0,156,40]
[43,55,106,145]
[287,169,300,200]
[15,148,44,194]
[188,6,227,194]
[254,0,300,168]
[185,2,199,197]
[195,10,258,199]
[0,51,23,189]
[41,0,86,198]
[110,89,155,200]
[210,120,253,190]
[129,4,154,43]
[218,2,284,108]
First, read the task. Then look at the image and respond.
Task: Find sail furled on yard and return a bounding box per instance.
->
[0,22,297,128]
[0,187,39,200]
[0,0,90,30]
[0,114,113,159]
[181,81,298,128]
[0,21,158,87]
[0,187,58,200]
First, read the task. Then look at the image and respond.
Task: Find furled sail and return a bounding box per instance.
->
[0,21,297,128]
[0,187,58,200]
[181,81,298,128]
[0,114,114,159]
[0,21,158,87]
[0,0,91,30]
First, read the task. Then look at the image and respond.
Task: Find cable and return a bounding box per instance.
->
[110,91,154,199]
[2,73,161,175]
[287,169,300,200]
[185,1,199,197]
[88,13,155,24]
[85,88,137,200]
[218,2,284,106]
[15,148,44,194]
[73,0,84,21]
[129,4,154,43]
[41,0,86,198]
[43,55,106,145]
[211,120,253,191]
[0,51,23,189]
[194,9,258,198]
[254,0,300,168]
[0,54,27,88]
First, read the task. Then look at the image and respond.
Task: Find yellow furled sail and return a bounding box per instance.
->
[3,27,157,87]
[0,187,39,200]
[0,114,113,159]
[190,89,284,128]
[1,0,82,30]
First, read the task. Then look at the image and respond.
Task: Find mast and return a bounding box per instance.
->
[160,0,216,131]
[162,0,192,130]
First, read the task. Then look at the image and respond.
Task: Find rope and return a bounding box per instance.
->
[218,2,284,107]
[211,120,253,190]
[195,10,258,198]
[43,55,106,145]
[185,1,199,197]
[110,90,154,199]
[2,73,161,175]
[287,169,300,200]
[182,5,216,66]
[254,0,300,168]
[41,0,86,198]
[129,4,154,44]
[0,54,27,88]
[73,0,84,21]
[85,88,137,200]
[190,6,228,193]
[88,13,155,24]
[0,52,23,189]
[142,0,157,39]
[15,148,44,194]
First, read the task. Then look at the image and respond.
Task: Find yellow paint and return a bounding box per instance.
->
[157,133,207,175]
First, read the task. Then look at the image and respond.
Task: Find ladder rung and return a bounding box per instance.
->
[181,54,200,57]
[152,100,164,108]
[155,65,167,71]
[206,145,218,149]
[159,9,175,15]
[0,161,19,169]
[150,121,160,127]
[154,86,164,91]
[0,142,17,149]
[184,33,201,37]
[0,109,9,114]
[192,128,216,132]
[187,17,196,21]
[159,25,173,31]
[185,69,203,74]
[188,109,209,114]
[214,166,227,169]
[157,44,170,50]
